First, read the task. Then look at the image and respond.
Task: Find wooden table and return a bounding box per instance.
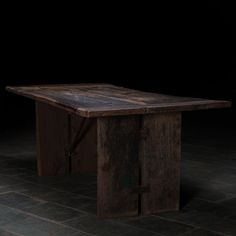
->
[6,84,231,218]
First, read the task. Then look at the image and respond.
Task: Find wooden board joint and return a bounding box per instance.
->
[131,186,150,194]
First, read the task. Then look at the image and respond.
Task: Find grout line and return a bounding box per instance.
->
[12,191,94,214]
[0,203,93,235]
[181,176,236,190]
[0,227,24,236]
[195,194,236,204]
[6,174,97,200]
[0,228,25,236]
[192,197,232,205]
[61,215,88,224]
[0,191,16,195]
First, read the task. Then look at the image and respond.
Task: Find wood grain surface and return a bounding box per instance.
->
[6,84,231,117]
[97,116,140,218]
[69,114,97,173]
[140,113,181,214]
[97,113,182,217]
[36,102,69,176]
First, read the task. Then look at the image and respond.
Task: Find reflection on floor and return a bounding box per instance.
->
[0,119,236,236]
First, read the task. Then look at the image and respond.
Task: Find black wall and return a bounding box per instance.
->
[1,1,235,131]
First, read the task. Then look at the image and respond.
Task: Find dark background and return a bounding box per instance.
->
[1,1,235,132]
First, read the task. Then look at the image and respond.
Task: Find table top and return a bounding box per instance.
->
[6,84,231,117]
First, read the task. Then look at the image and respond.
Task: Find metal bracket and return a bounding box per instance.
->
[65,148,72,158]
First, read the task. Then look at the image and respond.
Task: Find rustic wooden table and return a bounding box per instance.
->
[6,84,231,218]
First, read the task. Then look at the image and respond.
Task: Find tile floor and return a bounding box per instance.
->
[0,119,235,236]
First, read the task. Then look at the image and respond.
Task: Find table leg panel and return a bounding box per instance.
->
[97,116,140,218]
[140,113,181,214]
[36,102,69,176]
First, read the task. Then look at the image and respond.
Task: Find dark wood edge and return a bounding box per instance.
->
[85,100,232,117]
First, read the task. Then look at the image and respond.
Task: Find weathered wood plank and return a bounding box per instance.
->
[6,84,231,117]
[36,101,69,176]
[69,115,97,173]
[97,116,140,218]
[140,113,181,214]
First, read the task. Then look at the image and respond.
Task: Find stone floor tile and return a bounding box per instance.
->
[2,215,78,236]
[0,176,24,188]
[183,228,228,236]
[26,202,84,222]
[0,205,26,227]
[0,192,45,210]
[0,228,20,236]
[122,216,193,236]
[220,197,236,207]
[65,215,136,236]
[157,211,236,236]
[181,198,236,218]
[40,191,95,210]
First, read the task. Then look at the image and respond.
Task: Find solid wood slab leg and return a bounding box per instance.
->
[36,102,97,176]
[97,113,181,218]
[140,113,181,214]
[36,102,69,176]
[97,116,140,218]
